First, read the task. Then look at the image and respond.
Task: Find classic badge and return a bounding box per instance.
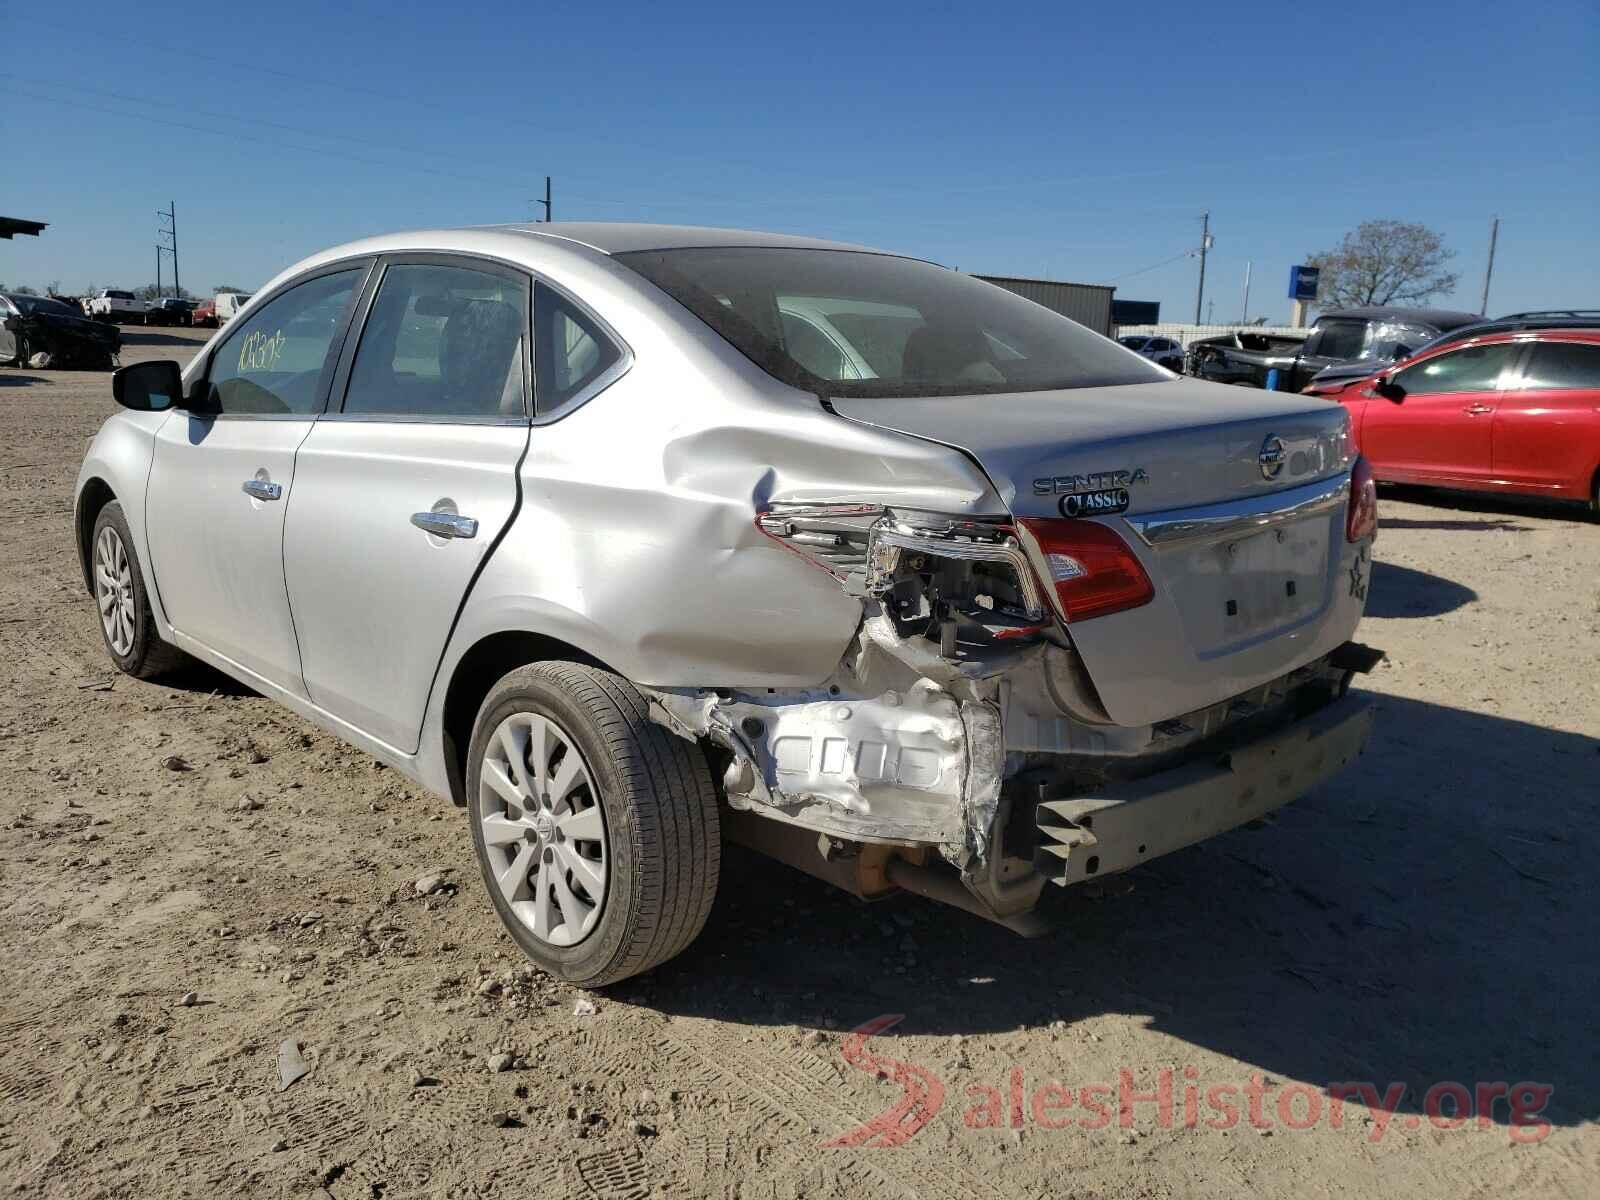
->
[1059,488,1131,517]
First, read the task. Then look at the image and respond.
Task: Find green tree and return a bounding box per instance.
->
[1306,220,1459,309]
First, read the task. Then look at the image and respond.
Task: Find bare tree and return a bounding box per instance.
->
[1306,220,1459,309]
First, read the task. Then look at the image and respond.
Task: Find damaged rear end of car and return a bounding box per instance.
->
[620,244,1383,933]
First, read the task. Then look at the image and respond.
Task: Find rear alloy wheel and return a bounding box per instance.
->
[478,711,610,947]
[90,501,186,679]
[466,662,720,987]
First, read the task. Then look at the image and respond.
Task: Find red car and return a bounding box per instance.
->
[1305,329,1600,516]
[190,299,218,328]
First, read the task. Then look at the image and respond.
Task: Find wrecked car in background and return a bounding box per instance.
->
[2,292,121,368]
[78,223,1381,986]
[1188,305,1482,392]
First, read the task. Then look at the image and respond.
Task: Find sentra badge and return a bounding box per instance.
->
[1032,468,1149,496]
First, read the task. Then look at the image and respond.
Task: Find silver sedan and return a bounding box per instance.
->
[77,224,1379,984]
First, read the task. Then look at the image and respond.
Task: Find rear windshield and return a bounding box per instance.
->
[615,247,1165,398]
[1313,318,1371,360]
[107,290,135,300]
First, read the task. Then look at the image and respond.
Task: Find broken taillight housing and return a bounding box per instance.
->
[1346,456,1378,543]
[1016,517,1154,622]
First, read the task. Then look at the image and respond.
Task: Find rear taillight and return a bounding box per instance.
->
[1346,456,1378,542]
[1017,517,1154,622]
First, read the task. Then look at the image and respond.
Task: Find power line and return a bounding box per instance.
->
[1102,248,1194,284]
[2,73,541,176]
[26,18,529,128]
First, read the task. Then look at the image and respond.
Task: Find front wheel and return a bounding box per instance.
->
[90,501,186,679]
[466,662,721,987]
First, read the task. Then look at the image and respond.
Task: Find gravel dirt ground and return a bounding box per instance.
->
[3,327,1598,1199]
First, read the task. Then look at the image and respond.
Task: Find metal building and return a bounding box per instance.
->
[973,273,1115,335]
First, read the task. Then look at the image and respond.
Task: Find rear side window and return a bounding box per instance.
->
[204,269,362,415]
[1394,343,1520,395]
[342,263,529,420]
[534,281,622,413]
[1518,341,1600,389]
[616,247,1162,399]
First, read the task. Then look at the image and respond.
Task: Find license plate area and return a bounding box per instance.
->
[1163,513,1334,656]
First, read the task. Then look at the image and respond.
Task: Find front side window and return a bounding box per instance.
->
[204,269,361,415]
[1394,343,1520,395]
[342,263,528,419]
[616,247,1164,399]
[1517,341,1600,390]
[534,281,623,413]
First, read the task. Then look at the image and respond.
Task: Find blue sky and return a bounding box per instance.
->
[5,0,1596,323]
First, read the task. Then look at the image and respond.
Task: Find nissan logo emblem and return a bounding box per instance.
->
[1258,435,1287,481]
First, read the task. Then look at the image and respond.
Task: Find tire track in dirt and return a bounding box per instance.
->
[575,1019,991,1200]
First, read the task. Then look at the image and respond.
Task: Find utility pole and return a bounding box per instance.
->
[1480,215,1499,315]
[1241,260,1252,325]
[531,177,552,223]
[1194,211,1211,324]
[157,202,179,297]
[156,245,162,299]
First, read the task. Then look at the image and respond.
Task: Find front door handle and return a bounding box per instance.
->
[1462,404,1494,415]
[411,511,479,539]
[241,479,283,501]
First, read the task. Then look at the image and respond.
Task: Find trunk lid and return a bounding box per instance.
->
[827,378,1351,516]
[829,378,1363,727]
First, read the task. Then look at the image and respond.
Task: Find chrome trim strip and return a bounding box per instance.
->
[1124,475,1350,548]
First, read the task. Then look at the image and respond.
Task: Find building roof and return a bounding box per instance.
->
[974,272,1114,294]
[0,217,47,239]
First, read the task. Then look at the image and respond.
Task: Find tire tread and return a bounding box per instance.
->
[475,662,720,986]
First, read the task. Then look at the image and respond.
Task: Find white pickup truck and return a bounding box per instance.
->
[85,290,151,324]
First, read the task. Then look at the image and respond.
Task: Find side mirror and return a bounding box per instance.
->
[1372,376,1405,403]
[112,359,185,411]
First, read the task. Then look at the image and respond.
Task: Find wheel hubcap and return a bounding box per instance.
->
[94,526,136,657]
[477,712,608,947]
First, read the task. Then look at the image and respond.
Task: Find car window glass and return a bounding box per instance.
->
[343,263,528,419]
[1314,319,1369,360]
[533,281,622,412]
[778,310,855,380]
[615,247,1164,398]
[205,270,361,415]
[1369,321,1435,359]
[1394,343,1520,395]
[1518,341,1600,390]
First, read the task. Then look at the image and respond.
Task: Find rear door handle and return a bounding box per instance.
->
[241,479,283,501]
[1463,404,1494,415]
[411,511,479,539]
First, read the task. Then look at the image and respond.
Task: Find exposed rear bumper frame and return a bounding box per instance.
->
[1035,691,1374,886]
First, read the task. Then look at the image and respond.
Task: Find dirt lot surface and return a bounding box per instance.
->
[3,327,1598,1199]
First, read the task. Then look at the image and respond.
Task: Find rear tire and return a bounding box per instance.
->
[90,501,186,679]
[466,662,721,988]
